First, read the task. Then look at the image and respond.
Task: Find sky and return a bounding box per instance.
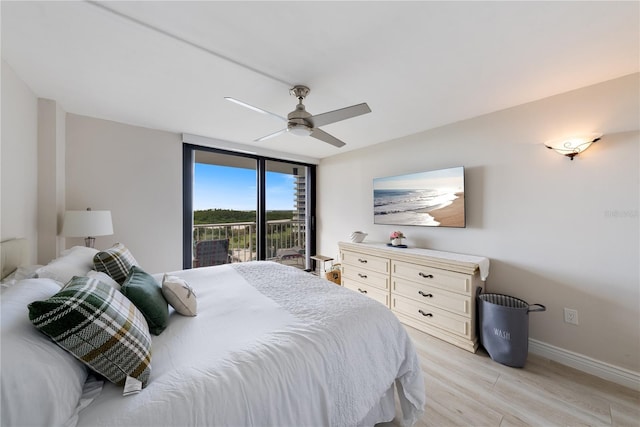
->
[373,166,464,193]
[193,163,297,211]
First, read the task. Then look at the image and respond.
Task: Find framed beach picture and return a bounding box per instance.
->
[373,166,465,228]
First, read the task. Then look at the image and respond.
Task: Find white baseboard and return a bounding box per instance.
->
[529,338,640,391]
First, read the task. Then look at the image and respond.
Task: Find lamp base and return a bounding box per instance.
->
[84,237,96,248]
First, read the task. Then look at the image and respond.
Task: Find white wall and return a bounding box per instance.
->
[318,74,640,373]
[1,60,38,263]
[65,114,183,273]
[37,98,66,264]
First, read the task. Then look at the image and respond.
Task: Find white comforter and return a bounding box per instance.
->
[76,262,425,426]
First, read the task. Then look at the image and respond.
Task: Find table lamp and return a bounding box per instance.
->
[61,208,113,248]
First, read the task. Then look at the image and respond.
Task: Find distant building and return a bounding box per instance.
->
[292,169,306,247]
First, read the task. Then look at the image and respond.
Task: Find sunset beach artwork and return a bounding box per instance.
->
[373,166,465,227]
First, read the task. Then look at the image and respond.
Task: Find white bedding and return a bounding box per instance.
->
[75,261,425,426]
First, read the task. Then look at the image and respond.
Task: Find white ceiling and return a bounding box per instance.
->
[2,1,638,161]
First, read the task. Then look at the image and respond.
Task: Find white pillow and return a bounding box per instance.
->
[60,245,100,265]
[1,278,88,427]
[36,263,86,285]
[1,264,43,291]
[36,246,99,284]
[87,270,121,291]
[162,274,197,316]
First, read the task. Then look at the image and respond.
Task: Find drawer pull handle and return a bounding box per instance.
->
[357,258,368,263]
[418,310,433,317]
[418,291,433,298]
[358,273,368,279]
[358,288,368,294]
[419,272,434,279]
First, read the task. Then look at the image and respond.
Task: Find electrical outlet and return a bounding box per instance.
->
[564,308,579,325]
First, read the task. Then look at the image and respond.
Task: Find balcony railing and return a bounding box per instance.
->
[193,219,306,265]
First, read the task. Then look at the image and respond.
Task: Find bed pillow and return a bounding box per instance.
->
[28,276,152,387]
[93,243,138,284]
[87,269,121,291]
[1,278,88,427]
[36,246,99,284]
[162,273,198,316]
[121,266,169,335]
[1,264,43,291]
[60,246,101,268]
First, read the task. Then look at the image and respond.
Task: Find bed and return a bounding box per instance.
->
[1,240,425,427]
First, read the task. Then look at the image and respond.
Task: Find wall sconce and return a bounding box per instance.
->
[545,133,602,161]
[61,208,113,248]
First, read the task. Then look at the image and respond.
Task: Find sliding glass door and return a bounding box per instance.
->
[183,144,315,270]
[265,160,309,267]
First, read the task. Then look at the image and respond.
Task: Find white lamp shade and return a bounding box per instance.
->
[62,210,113,237]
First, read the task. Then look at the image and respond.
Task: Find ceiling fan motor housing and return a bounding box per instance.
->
[288,106,312,121]
[287,89,313,135]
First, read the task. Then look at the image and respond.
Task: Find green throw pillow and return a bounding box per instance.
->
[28,276,152,387]
[121,266,169,335]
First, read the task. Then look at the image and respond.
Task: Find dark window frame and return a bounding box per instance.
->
[182,143,316,269]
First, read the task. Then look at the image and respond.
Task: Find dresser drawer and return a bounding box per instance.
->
[344,278,390,307]
[341,250,390,275]
[342,265,389,291]
[392,294,471,339]
[392,278,471,317]
[392,260,471,295]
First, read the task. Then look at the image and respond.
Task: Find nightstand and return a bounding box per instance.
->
[310,255,333,276]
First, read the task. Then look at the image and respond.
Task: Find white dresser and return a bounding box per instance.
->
[339,242,489,353]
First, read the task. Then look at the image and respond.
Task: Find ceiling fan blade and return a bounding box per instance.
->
[310,128,346,148]
[309,103,371,128]
[255,128,288,142]
[224,97,287,122]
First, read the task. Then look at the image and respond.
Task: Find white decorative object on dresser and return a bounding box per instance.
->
[339,241,490,353]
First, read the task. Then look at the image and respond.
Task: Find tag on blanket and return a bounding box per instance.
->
[123,376,142,396]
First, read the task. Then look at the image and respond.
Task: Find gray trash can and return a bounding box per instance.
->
[477,289,545,368]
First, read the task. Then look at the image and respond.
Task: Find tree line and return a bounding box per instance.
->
[194,209,294,224]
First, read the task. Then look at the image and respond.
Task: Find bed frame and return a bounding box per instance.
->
[0,238,29,280]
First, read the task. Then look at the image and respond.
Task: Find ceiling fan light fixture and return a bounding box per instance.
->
[287,123,313,137]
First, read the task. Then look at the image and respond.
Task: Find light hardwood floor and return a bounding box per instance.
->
[382,326,640,427]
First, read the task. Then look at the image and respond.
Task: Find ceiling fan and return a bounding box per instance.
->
[225,85,371,148]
